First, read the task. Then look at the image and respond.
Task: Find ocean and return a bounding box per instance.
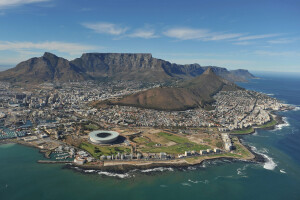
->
[1,73,300,200]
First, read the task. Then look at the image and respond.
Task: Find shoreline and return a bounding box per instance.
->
[63,156,255,175]
[0,138,261,174]
[230,110,287,137]
[64,110,290,174]
[0,108,291,175]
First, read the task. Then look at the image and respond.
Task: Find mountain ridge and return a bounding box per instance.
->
[0,52,255,84]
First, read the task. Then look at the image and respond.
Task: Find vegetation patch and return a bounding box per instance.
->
[133,136,150,144]
[231,127,254,134]
[141,143,210,154]
[141,132,210,154]
[156,132,191,144]
[216,141,223,148]
[84,124,99,131]
[258,119,277,129]
[232,137,252,158]
[185,152,242,163]
[79,142,130,158]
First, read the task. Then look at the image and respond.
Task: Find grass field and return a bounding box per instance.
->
[231,127,254,134]
[185,152,242,163]
[141,132,210,154]
[133,136,149,144]
[79,142,130,158]
[232,137,253,158]
[84,124,99,131]
[258,119,277,129]
[234,143,252,158]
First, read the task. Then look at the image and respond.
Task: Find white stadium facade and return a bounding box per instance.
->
[89,130,119,144]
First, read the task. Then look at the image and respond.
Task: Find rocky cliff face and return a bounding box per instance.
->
[71,53,170,81]
[0,52,255,83]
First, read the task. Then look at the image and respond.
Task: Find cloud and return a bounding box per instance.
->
[267,38,297,44]
[0,41,98,55]
[129,29,159,39]
[254,50,300,57]
[233,41,254,45]
[82,22,128,35]
[0,0,49,9]
[237,34,279,41]
[163,27,243,41]
[163,28,210,40]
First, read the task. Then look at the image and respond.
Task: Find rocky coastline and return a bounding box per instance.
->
[0,107,291,176]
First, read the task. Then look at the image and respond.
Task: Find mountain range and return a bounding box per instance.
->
[0,52,255,84]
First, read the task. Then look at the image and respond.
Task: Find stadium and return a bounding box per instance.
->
[89,130,119,144]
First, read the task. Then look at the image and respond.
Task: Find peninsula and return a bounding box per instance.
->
[0,52,291,172]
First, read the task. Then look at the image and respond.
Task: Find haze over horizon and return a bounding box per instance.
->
[0,0,299,73]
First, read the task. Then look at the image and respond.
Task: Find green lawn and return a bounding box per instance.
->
[156,132,191,144]
[258,119,277,129]
[79,142,130,158]
[185,153,242,162]
[231,136,252,158]
[141,143,210,154]
[133,136,149,144]
[231,127,254,134]
[234,143,252,158]
[84,124,99,131]
[141,132,210,154]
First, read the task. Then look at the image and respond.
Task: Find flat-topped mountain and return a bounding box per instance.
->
[104,68,242,111]
[71,53,170,81]
[0,52,255,83]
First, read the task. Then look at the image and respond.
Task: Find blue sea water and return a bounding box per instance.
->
[1,73,300,200]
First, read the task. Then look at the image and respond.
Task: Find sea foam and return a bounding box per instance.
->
[293,106,300,111]
[98,171,131,178]
[181,182,192,187]
[273,117,290,131]
[280,169,287,174]
[262,154,277,170]
[249,145,277,171]
[140,167,174,173]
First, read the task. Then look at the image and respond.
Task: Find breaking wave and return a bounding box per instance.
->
[140,167,174,173]
[98,171,131,178]
[280,169,287,174]
[181,182,192,187]
[262,154,277,170]
[84,170,96,173]
[249,145,277,170]
[274,117,290,131]
[293,106,300,111]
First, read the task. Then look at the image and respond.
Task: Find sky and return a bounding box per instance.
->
[0,0,299,72]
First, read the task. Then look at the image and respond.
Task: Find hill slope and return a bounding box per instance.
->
[0,53,88,83]
[107,68,242,111]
